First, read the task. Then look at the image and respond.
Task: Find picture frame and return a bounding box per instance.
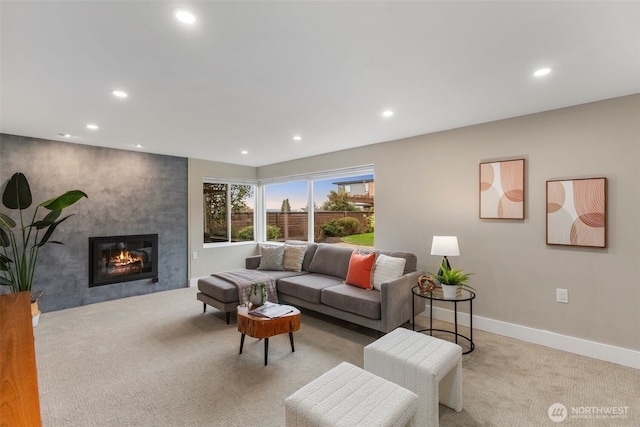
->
[479,159,525,219]
[546,177,607,248]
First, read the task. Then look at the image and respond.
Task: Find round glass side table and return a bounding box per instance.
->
[411,286,475,354]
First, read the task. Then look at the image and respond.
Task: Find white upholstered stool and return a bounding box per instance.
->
[364,328,463,427]
[285,361,418,427]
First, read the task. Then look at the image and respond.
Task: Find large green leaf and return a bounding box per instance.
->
[0,253,12,266]
[0,213,16,230]
[40,190,88,211]
[37,215,73,247]
[0,229,10,247]
[32,210,62,229]
[0,276,13,286]
[2,172,32,210]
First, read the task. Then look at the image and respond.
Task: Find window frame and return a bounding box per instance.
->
[258,165,374,243]
[203,177,258,247]
[203,166,373,247]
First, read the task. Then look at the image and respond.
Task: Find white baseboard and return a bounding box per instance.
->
[419,305,640,370]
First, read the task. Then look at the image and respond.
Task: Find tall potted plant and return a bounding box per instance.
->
[0,172,87,324]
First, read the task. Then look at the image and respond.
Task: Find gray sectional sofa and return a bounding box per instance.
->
[197,241,423,333]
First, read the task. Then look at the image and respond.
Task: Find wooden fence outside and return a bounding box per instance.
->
[227,211,371,241]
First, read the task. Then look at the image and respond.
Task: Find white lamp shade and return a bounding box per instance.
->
[430,236,460,256]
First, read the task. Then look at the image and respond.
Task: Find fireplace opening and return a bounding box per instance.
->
[89,234,158,287]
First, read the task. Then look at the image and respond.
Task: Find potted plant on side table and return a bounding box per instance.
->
[0,172,87,326]
[429,260,475,299]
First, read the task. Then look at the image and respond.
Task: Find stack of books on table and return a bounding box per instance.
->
[249,301,294,318]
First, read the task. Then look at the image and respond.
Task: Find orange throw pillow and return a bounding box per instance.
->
[344,251,376,290]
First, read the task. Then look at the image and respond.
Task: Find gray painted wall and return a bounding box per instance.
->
[0,134,188,311]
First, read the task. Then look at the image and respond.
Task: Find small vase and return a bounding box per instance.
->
[249,282,267,306]
[442,284,458,299]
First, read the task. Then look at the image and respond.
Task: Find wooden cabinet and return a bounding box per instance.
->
[1,292,42,426]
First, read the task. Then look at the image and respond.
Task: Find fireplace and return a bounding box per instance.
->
[89,234,158,287]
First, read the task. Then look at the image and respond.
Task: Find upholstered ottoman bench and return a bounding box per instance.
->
[285,362,418,427]
[197,265,280,324]
[364,328,463,427]
[197,276,239,324]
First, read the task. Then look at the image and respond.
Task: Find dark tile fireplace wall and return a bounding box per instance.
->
[0,134,188,311]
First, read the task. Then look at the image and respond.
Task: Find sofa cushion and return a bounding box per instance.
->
[321,284,381,319]
[381,251,417,274]
[339,248,417,275]
[255,270,309,281]
[277,273,344,304]
[285,240,318,272]
[344,250,376,289]
[372,254,406,291]
[258,244,285,271]
[198,276,238,303]
[283,244,306,272]
[308,243,353,279]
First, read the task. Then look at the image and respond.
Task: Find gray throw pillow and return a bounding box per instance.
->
[257,244,285,271]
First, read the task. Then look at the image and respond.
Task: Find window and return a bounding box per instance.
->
[264,180,309,242]
[203,181,255,244]
[313,174,374,243]
[260,166,374,245]
[203,167,373,246]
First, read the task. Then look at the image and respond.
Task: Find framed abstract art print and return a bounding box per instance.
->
[479,159,525,219]
[546,177,607,248]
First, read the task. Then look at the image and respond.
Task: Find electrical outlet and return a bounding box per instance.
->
[192,251,198,260]
[556,288,568,303]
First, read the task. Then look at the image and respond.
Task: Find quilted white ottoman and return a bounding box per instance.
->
[285,362,418,427]
[364,328,463,427]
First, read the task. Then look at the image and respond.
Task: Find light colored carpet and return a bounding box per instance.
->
[34,287,639,426]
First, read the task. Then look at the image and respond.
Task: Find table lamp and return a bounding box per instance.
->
[430,236,460,275]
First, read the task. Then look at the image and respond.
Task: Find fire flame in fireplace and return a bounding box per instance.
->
[101,249,145,276]
[112,250,144,268]
[90,235,157,287]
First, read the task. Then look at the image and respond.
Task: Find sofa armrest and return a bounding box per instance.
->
[379,271,424,333]
[245,255,261,270]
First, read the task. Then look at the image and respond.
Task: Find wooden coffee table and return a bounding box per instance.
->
[237,305,301,365]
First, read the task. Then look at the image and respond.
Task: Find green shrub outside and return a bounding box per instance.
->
[267,225,281,240]
[236,225,281,241]
[237,226,254,240]
[363,213,375,233]
[321,219,343,237]
[336,217,361,235]
[321,217,363,237]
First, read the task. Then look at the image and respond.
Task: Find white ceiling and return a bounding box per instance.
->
[1,1,639,167]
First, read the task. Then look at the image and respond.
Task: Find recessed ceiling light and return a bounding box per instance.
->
[86,124,99,130]
[175,9,196,24]
[112,90,128,98]
[57,133,71,138]
[382,110,394,117]
[135,144,144,148]
[534,67,552,77]
[293,135,302,141]
[241,150,248,155]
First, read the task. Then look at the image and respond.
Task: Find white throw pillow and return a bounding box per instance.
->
[372,254,406,290]
[257,244,285,271]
